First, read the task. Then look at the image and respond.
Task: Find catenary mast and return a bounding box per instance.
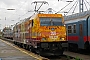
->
[79,0,84,13]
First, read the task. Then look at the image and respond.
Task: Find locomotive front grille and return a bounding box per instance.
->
[40,42,62,50]
[41,43,48,48]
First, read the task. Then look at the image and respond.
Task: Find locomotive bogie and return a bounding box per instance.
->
[36,42,64,56]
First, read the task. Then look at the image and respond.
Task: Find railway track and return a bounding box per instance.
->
[44,55,74,60]
[1,38,90,60]
[1,38,73,60]
[47,51,90,60]
[64,51,90,60]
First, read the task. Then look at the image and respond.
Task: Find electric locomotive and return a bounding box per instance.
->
[13,13,67,56]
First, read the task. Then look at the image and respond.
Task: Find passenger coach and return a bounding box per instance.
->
[65,11,90,51]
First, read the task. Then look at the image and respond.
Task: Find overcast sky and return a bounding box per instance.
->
[0,0,90,30]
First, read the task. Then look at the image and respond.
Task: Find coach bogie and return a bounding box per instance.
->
[84,41,90,51]
[35,42,64,56]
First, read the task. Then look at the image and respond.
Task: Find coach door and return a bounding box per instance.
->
[79,24,83,37]
[79,23,84,49]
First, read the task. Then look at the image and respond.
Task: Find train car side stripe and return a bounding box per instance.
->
[83,36,87,42]
[68,36,79,41]
[88,36,90,41]
[83,36,90,42]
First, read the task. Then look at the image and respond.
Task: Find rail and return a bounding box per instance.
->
[1,38,14,43]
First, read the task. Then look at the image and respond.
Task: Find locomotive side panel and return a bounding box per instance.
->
[24,20,33,45]
[21,22,25,43]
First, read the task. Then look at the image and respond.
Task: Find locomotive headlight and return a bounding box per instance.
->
[64,24,66,26]
[64,33,66,35]
[42,37,46,40]
[60,38,64,40]
[38,32,41,36]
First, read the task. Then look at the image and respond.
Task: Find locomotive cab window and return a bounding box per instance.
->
[40,17,63,26]
[68,25,72,34]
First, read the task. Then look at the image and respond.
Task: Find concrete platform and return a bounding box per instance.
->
[0,39,39,60]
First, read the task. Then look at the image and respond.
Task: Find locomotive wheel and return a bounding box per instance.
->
[22,44,25,49]
[29,45,32,51]
[35,48,40,55]
[29,45,34,52]
[14,41,16,45]
[26,45,29,50]
[20,43,23,48]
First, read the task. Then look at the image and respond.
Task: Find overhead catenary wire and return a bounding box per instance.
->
[72,1,78,14]
[57,0,90,15]
[7,0,29,21]
[83,0,88,11]
[16,11,33,21]
[65,1,78,15]
[14,0,29,15]
[56,0,74,14]
[17,1,49,22]
[85,0,90,7]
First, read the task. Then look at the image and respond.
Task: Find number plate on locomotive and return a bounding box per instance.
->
[49,36,58,39]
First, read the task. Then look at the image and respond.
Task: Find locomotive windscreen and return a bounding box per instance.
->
[40,17,63,26]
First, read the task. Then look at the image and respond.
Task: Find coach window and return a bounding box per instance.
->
[68,25,72,34]
[73,24,76,33]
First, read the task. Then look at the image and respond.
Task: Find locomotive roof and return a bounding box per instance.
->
[15,13,63,26]
[14,13,37,25]
[64,10,90,21]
